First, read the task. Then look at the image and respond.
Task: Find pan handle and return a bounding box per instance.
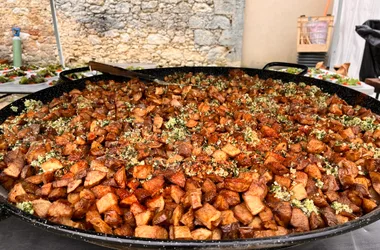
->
[263,62,309,76]
[59,66,91,83]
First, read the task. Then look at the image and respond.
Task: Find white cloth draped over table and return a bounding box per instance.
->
[330,0,380,78]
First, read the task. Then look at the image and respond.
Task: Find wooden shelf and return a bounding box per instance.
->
[297,15,334,53]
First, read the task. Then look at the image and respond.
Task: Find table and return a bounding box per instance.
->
[0,216,379,250]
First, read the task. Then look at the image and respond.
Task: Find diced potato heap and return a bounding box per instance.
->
[1,70,380,241]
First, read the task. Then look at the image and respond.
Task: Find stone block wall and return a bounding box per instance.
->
[1,0,245,66]
[0,0,58,65]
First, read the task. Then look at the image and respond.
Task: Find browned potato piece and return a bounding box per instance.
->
[47,200,73,218]
[167,171,186,188]
[172,205,184,226]
[67,179,82,193]
[195,203,221,230]
[191,228,212,240]
[135,210,153,226]
[174,226,192,239]
[171,185,185,204]
[221,143,241,157]
[220,210,238,225]
[146,195,165,212]
[243,193,265,216]
[224,178,250,192]
[305,164,322,180]
[40,158,64,173]
[84,170,107,188]
[290,208,310,231]
[133,165,153,179]
[307,139,326,154]
[135,225,168,239]
[212,150,228,162]
[369,171,380,195]
[232,203,253,225]
[290,183,308,201]
[8,183,27,203]
[96,193,118,214]
[220,189,241,206]
[86,210,113,234]
[142,175,165,195]
[3,149,25,178]
[362,198,377,213]
[32,199,52,218]
[114,167,126,189]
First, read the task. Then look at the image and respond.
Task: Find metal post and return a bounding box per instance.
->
[49,0,65,67]
[328,0,343,70]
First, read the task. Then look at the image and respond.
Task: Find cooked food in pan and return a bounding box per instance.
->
[0,70,379,240]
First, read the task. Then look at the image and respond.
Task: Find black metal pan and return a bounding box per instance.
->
[1,62,380,249]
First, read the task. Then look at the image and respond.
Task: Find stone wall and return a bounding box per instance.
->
[0,0,58,65]
[1,0,245,66]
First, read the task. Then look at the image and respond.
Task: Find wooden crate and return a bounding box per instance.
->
[297,15,334,53]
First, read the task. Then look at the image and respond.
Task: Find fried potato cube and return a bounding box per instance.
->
[220,189,241,206]
[171,185,185,204]
[211,228,222,240]
[114,167,127,188]
[135,210,153,226]
[213,195,229,211]
[369,171,380,195]
[96,193,118,214]
[186,119,198,128]
[40,183,53,197]
[8,183,27,203]
[274,175,291,189]
[130,203,146,216]
[189,188,202,209]
[264,152,285,165]
[233,203,253,225]
[224,178,251,192]
[294,171,308,187]
[120,194,138,206]
[221,143,241,157]
[135,225,168,239]
[146,195,165,212]
[133,165,153,179]
[180,208,194,229]
[32,199,52,218]
[307,139,326,154]
[172,205,184,226]
[25,175,43,185]
[305,164,322,180]
[142,175,165,195]
[202,178,217,193]
[290,183,308,201]
[191,228,212,240]
[249,216,263,229]
[91,185,113,199]
[84,170,107,188]
[362,198,377,213]
[86,210,113,234]
[174,226,192,240]
[195,203,221,230]
[67,179,82,194]
[212,150,228,162]
[243,193,265,216]
[40,158,64,173]
[67,193,80,204]
[167,171,186,188]
[47,200,73,218]
[290,208,310,231]
[220,210,238,225]
[261,125,279,138]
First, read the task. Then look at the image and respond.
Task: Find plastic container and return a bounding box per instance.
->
[307,21,328,44]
